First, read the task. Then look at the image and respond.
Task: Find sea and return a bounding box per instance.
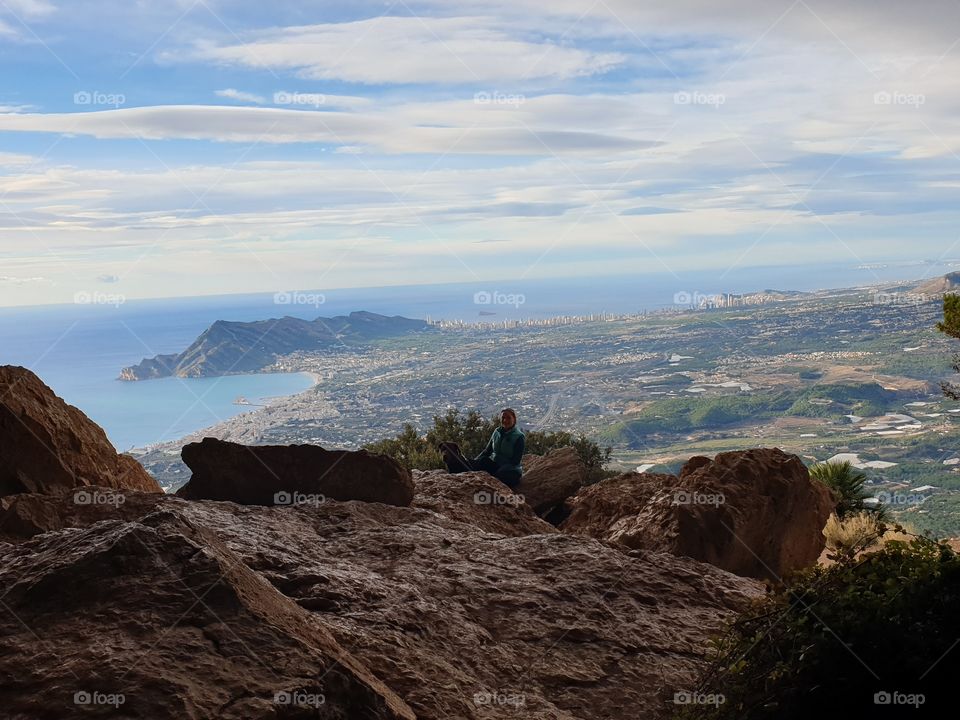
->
[0,261,953,451]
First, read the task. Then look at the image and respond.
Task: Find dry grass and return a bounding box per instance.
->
[822,512,916,556]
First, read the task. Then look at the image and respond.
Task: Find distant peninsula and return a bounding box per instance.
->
[119,311,433,380]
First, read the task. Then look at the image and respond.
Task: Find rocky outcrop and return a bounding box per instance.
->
[519,446,589,521]
[561,448,835,581]
[0,504,416,719]
[0,365,160,496]
[412,469,555,536]
[0,488,165,543]
[176,437,414,507]
[679,455,712,479]
[0,483,762,719]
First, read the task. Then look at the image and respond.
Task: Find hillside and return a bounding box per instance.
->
[915,271,960,296]
[119,310,433,380]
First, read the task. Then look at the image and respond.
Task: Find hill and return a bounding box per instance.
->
[914,271,960,296]
[119,310,433,380]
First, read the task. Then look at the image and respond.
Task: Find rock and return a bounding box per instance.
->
[176,437,414,507]
[0,489,762,719]
[412,469,556,537]
[561,448,835,581]
[0,505,416,719]
[0,365,160,496]
[679,455,712,479]
[0,488,165,543]
[518,446,589,521]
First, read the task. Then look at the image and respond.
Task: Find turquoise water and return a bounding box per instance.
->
[72,372,316,452]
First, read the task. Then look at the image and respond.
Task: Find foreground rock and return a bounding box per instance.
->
[177,437,414,507]
[0,365,160,496]
[0,482,761,719]
[0,505,415,719]
[519,447,589,522]
[412,469,556,536]
[561,448,835,581]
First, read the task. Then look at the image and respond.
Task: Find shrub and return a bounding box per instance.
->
[821,512,913,556]
[676,536,960,719]
[365,408,612,480]
[937,292,960,399]
[808,460,882,520]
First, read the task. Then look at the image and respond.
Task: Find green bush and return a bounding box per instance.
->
[676,536,959,719]
[808,460,883,520]
[365,408,612,481]
[938,293,960,399]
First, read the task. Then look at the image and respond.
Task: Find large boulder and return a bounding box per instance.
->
[0,505,415,719]
[561,448,835,581]
[0,488,761,720]
[0,365,160,496]
[412,469,556,537]
[518,446,589,520]
[176,437,414,507]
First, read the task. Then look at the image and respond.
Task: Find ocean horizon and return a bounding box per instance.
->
[0,261,952,452]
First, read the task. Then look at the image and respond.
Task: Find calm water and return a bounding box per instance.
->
[0,261,952,450]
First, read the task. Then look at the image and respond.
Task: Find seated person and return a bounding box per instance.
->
[440,408,525,488]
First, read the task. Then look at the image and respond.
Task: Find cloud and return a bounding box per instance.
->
[3,0,56,19]
[622,207,682,216]
[0,104,652,154]
[0,151,35,166]
[0,275,48,284]
[187,16,624,84]
[214,88,266,104]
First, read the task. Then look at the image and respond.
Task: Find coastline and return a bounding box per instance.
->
[123,275,942,458]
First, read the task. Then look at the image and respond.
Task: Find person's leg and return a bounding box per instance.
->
[469,456,500,475]
[439,442,471,473]
[494,467,522,489]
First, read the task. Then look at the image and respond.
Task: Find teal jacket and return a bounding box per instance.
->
[476,426,526,473]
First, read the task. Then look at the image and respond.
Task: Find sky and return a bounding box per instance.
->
[2,0,960,306]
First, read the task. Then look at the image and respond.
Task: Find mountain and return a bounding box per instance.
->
[119,310,433,380]
[914,271,960,296]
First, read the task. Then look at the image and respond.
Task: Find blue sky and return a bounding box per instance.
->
[2,0,960,306]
